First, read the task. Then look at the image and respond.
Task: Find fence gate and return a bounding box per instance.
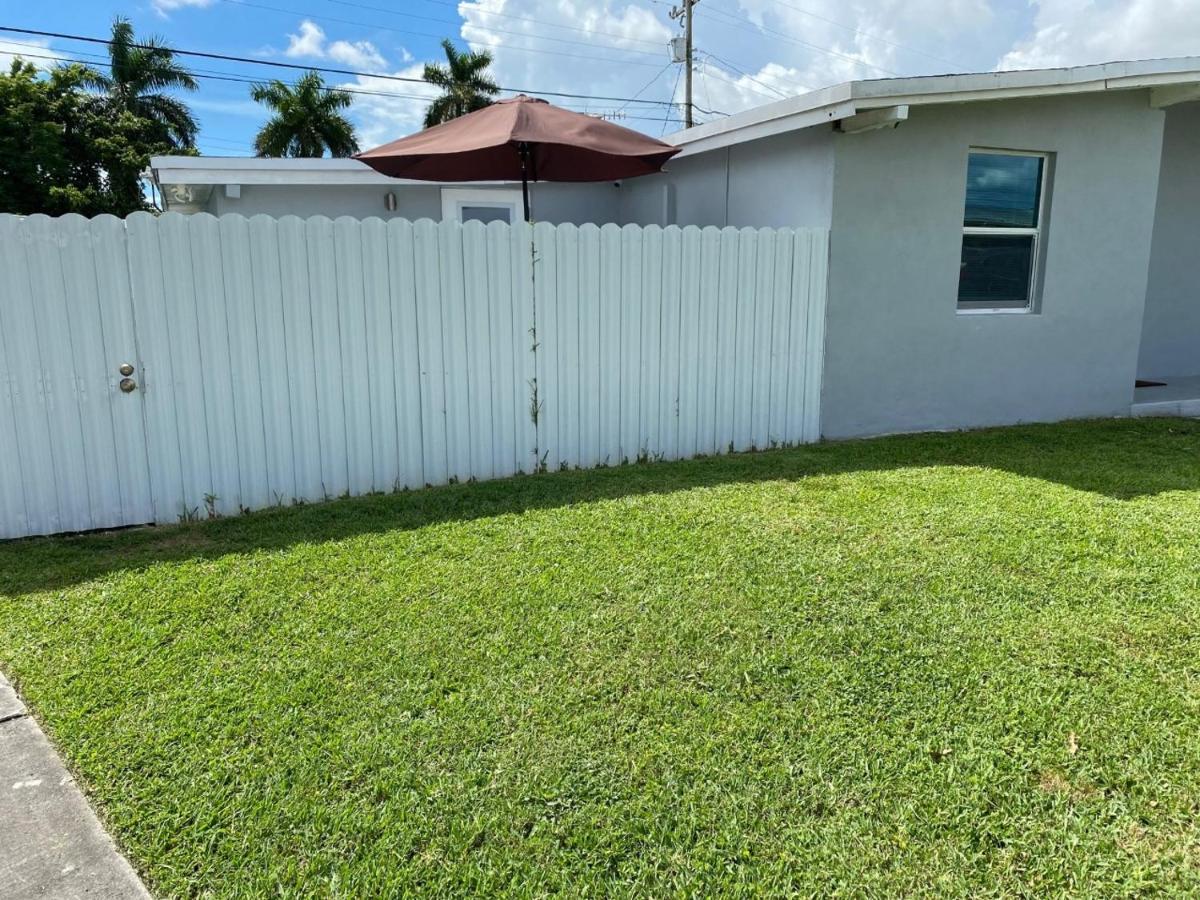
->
[0,215,154,538]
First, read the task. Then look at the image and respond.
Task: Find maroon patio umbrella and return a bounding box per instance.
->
[354,95,681,221]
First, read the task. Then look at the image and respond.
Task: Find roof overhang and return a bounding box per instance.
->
[150,156,435,187]
[147,156,526,211]
[668,56,1200,157]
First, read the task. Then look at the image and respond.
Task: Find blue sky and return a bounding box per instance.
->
[2,0,1196,156]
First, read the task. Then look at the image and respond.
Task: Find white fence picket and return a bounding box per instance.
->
[413,219,447,487]
[220,216,272,513]
[189,214,242,517]
[248,215,298,506]
[56,215,124,530]
[533,221,559,470]
[306,217,350,500]
[333,216,375,498]
[277,216,324,503]
[360,218,400,493]
[677,225,706,460]
[386,218,425,490]
[577,224,602,469]
[597,224,623,467]
[803,230,830,443]
[438,219,472,483]
[127,212,187,524]
[91,216,154,526]
[555,223,581,470]
[25,215,96,532]
[511,221,538,475]
[658,225,683,461]
[157,213,213,519]
[484,221,517,478]
[462,221,495,482]
[0,216,53,537]
[0,214,828,539]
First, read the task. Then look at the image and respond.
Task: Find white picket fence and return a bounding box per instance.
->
[0,212,828,539]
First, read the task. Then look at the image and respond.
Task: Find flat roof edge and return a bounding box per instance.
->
[667,55,1200,154]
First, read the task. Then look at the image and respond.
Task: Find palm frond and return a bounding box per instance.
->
[422,38,499,128]
[136,93,199,148]
[249,70,361,158]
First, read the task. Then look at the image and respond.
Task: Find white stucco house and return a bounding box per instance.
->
[150,56,1200,440]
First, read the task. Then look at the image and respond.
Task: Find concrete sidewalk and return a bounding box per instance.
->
[0,673,150,900]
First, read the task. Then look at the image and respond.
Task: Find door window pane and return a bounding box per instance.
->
[964,153,1044,228]
[958,233,1035,307]
[459,205,513,224]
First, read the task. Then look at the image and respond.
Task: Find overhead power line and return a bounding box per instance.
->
[4,44,688,125]
[661,64,684,136]
[2,41,686,130]
[699,50,790,100]
[612,61,675,116]
[0,26,687,107]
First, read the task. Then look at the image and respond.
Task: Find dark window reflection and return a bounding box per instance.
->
[958,233,1034,306]
[964,153,1043,228]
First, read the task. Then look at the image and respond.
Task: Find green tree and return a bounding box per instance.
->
[250,71,360,158]
[0,61,110,215]
[0,62,197,217]
[422,38,499,128]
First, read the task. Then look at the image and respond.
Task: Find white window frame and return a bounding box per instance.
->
[957,148,1049,315]
[440,188,523,224]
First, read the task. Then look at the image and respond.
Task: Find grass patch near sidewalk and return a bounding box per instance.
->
[2,418,1200,895]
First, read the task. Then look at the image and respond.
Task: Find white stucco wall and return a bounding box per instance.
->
[617,128,835,228]
[204,181,621,225]
[821,91,1166,439]
[1137,100,1200,379]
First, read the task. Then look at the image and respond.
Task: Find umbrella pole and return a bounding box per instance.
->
[518,141,532,222]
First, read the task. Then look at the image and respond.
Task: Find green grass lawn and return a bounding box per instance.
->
[3,419,1200,897]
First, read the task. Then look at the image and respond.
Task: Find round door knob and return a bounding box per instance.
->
[119,377,137,393]
[118,363,135,377]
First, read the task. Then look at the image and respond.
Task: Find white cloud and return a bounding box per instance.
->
[0,38,51,71]
[458,0,678,123]
[151,0,215,17]
[285,21,326,59]
[338,63,441,149]
[694,58,810,117]
[998,0,1200,70]
[328,40,387,71]
[450,0,1010,133]
[285,20,387,72]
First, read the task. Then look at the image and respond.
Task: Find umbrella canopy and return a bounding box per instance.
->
[354,95,681,220]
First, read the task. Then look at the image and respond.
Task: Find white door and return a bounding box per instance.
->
[0,215,154,538]
[441,188,524,224]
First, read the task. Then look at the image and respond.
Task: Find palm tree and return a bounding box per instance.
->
[422,39,499,128]
[84,17,198,150]
[250,71,360,158]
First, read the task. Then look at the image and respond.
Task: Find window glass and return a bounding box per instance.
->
[459,205,513,224]
[963,152,1044,228]
[958,234,1035,307]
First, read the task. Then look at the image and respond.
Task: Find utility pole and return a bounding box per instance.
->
[669,0,698,128]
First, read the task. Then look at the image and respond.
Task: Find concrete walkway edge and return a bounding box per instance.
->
[0,671,151,899]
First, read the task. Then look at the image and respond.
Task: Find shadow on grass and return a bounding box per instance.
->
[2,418,1198,596]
